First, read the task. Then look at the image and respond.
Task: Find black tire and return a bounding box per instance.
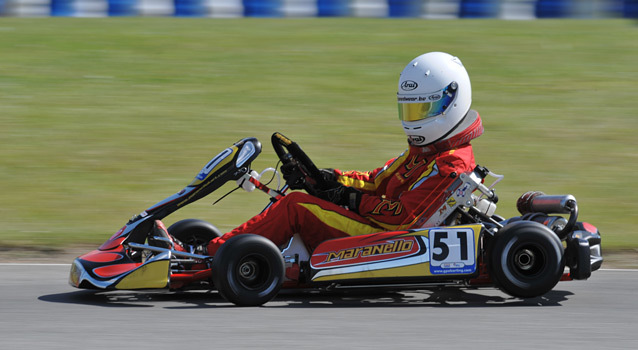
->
[168,219,222,252]
[211,234,285,306]
[489,221,565,298]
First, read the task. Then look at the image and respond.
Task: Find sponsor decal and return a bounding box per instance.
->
[402,156,427,179]
[398,95,441,103]
[325,239,414,263]
[398,82,447,103]
[409,135,426,144]
[312,237,420,268]
[400,80,418,91]
[456,183,471,197]
[371,199,403,216]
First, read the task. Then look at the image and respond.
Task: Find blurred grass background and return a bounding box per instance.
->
[1,18,636,252]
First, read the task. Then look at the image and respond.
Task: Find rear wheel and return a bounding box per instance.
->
[489,221,565,298]
[211,234,285,306]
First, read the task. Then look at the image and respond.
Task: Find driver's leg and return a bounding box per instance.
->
[207,192,380,255]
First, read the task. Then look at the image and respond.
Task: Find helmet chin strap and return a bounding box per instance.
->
[410,110,483,154]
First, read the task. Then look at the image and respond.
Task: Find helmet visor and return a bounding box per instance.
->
[398,82,457,122]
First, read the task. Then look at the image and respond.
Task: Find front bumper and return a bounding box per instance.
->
[565,226,603,280]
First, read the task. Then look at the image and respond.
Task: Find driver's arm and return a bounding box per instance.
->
[355,174,456,230]
[332,150,409,195]
[349,147,474,230]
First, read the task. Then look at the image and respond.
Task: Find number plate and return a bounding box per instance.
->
[429,228,477,275]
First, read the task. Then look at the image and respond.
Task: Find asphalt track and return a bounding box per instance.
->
[1,264,636,350]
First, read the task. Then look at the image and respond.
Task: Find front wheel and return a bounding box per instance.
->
[489,221,565,298]
[211,234,285,306]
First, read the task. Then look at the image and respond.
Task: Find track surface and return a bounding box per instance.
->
[1,264,636,349]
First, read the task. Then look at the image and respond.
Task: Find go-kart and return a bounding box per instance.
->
[69,132,603,306]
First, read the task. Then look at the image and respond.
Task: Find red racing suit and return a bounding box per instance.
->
[207,111,483,255]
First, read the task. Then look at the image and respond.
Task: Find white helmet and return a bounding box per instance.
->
[397,52,472,147]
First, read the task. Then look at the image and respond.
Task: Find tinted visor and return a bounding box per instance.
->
[398,82,458,122]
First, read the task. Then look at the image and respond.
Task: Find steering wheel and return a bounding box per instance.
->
[271,132,329,191]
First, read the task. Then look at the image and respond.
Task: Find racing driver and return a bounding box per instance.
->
[206,51,484,255]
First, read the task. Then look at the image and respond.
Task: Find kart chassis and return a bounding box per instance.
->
[69,133,602,306]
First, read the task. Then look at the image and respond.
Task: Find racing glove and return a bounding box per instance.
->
[282,165,338,191]
[319,168,337,182]
[314,181,362,213]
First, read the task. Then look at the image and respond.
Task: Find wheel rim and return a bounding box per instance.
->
[236,254,271,290]
[510,244,547,278]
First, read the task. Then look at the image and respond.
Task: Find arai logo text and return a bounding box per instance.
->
[401,80,418,91]
[409,135,426,144]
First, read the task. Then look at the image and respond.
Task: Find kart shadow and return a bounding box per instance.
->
[273,287,573,308]
[39,289,226,308]
[39,287,573,308]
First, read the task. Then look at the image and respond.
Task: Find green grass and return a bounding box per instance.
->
[1,18,637,250]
